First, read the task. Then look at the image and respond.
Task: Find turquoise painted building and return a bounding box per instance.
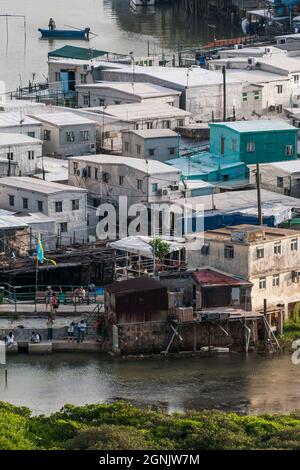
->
[166,151,248,183]
[209,120,298,165]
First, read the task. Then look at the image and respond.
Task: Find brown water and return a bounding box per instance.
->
[0,352,299,415]
[0,0,240,91]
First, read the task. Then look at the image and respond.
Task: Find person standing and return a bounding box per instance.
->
[67,321,75,342]
[48,18,55,31]
[77,319,87,343]
[47,315,54,341]
[6,332,15,348]
[45,286,53,310]
[50,293,59,317]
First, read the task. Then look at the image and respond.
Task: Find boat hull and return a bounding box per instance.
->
[38,28,89,40]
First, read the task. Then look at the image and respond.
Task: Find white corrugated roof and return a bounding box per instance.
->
[268,160,300,174]
[70,154,181,175]
[31,111,98,127]
[0,133,42,146]
[87,102,190,121]
[127,129,178,138]
[76,81,180,98]
[0,112,41,128]
[0,176,87,194]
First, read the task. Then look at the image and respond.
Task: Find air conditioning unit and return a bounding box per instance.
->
[160,188,171,197]
[234,44,243,50]
[247,57,257,68]
[292,271,300,283]
[265,47,271,54]
[90,143,96,152]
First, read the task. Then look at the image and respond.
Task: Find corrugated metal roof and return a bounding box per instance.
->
[210,120,297,133]
[48,45,110,60]
[106,277,163,294]
[0,176,87,194]
[192,268,251,287]
[31,112,97,127]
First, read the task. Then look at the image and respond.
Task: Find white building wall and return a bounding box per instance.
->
[41,122,97,158]
[0,124,42,139]
[0,142,42,175]
[122,132,179,161]
[0,184,87,245]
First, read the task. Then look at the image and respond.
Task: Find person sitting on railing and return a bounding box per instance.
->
[6,332,15,348]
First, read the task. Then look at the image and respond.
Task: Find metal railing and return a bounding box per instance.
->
[0,283,104,313]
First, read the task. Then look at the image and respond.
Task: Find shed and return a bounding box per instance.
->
[105,277,169,323]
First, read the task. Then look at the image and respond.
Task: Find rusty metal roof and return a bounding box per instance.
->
[192,268,251,287]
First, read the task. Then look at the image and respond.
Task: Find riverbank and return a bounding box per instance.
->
[2,400,300,450]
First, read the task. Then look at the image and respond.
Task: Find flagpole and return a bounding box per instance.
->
[34,259,38,313]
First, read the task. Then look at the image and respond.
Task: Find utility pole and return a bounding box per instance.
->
[256,162,263,225]
[222,65,226,122]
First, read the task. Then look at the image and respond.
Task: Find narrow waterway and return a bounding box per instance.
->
[0,353,299,416]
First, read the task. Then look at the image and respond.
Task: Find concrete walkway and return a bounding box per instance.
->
[0,302,103,316]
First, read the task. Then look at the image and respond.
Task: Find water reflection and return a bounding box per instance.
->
[0,353,299,416]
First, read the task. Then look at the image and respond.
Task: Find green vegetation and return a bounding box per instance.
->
[1,401,300,450]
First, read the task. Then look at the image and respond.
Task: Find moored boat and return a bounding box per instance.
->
[38,27,90,40]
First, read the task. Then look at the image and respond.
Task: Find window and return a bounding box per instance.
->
[152,183,158,193]
[148,149,155,157]
[119,175,124,186]
[22,198,28,210]
[135,124,139,130]
[169,147,176,156]
[274,242,282,255]
[95,168,98,180]
[277,85,283,94]
[93,198,101,208]
[43,130,51,141]
[55,72,60,82]
[259,277,266,289]
[291,238,298,251]
[247,141,256,152]
[277,177,284,188]
[83,95,89,106]
[137,179,143,190]
[177,119,184,127]
[256,247,264,259]
[232,139,237,152]
[9,195,14,206]
[55,201,63,213]
[136,144,141,156]
[73,162,79,174]
[242,92,248,102]
[124,142,129,152]
[80,130,90,142]
[7,152,13,160]
[273,274,280,287]
[162,120,170,129]
[37,200,43,212]
[28,150,35,160]
[277,104,283,114]
[224,245,234,259]
[66,131,75,143]
[254,91,260,100]
[201,243,210,255]
[146,122,153,129]
[294,75,300,84]
[286,145,294,156]
[114,101,121,105]
[72,199,79,211]
[80,74,87,84]
[60,222,68,233]
[27,131,35,138]
[223,174,229,182]
[102,172,110,183]
[99,98,105,107]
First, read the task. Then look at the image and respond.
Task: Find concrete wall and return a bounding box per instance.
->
[249,164,300,198]
[0,184,87,245]
[0,141,42,176]
[117,319,259,354]
[122,132,179,162]
[77,86,180,108]
[0,124,42,140]
[41,122,97,158]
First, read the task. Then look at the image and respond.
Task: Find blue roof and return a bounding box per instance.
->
[166,152,244,177]
[210,120,297,133]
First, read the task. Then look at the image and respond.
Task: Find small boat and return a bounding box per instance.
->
[38,27,90,40]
